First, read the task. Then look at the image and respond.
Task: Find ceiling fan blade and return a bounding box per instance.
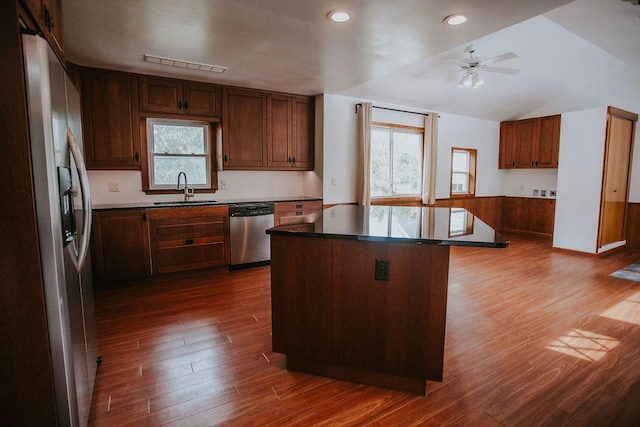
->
[483,66,520,75]
[481,52,518,65]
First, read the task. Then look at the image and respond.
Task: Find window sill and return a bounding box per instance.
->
[450,193,475,199]
[371,196,422,206]
[143,188,218,195]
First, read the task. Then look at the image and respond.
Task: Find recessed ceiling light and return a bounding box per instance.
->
[444,14,468,26]
[143,54,227,73]
[328,10,352,23]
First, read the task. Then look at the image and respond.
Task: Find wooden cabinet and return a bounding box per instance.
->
[274,200,322,225]
[91,210,151,281]
[80,68,141,169]
[147,206,230,274]
[499,115,560,169]
[222,88,267,168]
[223,88,314,171]
[139,77,221,117]
[268,95,315,169]
[499,121,517,169]
[22,0,64,61]
[271,234,450,394]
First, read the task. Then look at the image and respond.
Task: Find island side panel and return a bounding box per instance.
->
[270,234,333,362]
[332,240,450,382]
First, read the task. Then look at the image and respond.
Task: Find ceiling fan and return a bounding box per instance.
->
[424,45,520,88]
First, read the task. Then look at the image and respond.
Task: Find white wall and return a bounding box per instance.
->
[321,95,505,204]
[502,169,558,199]
[553,107,607,253]
[322,94,359,204]
[528,64,640,203]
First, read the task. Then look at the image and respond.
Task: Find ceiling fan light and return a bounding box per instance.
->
[458,72,473,88]
[472,73,484,88]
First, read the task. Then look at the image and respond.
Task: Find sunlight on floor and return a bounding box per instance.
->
[601,290,640,326]
[546,329,619,361]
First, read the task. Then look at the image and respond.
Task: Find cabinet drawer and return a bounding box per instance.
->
[274,200,322,225]
[148,206,230,273]
[155,240,228,273]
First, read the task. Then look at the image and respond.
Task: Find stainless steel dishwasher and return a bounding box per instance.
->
[228,202,275,270]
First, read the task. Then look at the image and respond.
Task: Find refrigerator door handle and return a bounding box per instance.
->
[67,127,92,271]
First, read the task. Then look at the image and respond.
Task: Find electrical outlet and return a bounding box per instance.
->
[375,259,390,281]
[220,179,227,190]
[107,181,120,192]
[541,190,547,197]
[331,177,336,186]
[550,190,557,197]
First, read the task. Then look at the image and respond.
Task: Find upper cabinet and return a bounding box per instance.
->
[22,0,65,61]
[139,77,221,117]
[223,88,315,171]
[499,114,560,169]
[80,68,141,169]
[268,95,315,170]
[222,88,267,169]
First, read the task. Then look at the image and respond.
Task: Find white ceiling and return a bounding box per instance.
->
[63,0,640,122]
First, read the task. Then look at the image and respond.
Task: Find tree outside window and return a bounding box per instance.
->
[147,118,212,190]
[450,147,477,197]
[370,125,423,199]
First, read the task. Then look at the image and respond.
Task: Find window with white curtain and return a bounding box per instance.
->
[370,123,424,199]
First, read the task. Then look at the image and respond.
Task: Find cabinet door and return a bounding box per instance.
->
[222,88,267,168]
[184,82,221,116]
[536,115,560,168]
[92,210,151,281]
[268,94,292,168]
[42,0,64,60]
[81,69,141,169]
[291,96,314,170]
[139,77,183,114]
[499,121,517,169]
[514,118,540,168]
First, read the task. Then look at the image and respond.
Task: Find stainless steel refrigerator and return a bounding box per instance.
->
[22,32,98,426]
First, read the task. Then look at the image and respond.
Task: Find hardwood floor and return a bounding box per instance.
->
[88,234,640,426]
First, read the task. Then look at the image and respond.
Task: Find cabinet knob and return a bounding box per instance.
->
[224,154,228,162]
[183,100,189,110]
[177,100,183,110]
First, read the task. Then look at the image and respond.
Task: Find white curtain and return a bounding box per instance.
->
[357,102,373,206]
[422,113,439,205]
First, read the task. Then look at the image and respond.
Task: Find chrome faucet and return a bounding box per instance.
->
[177,171,195,201]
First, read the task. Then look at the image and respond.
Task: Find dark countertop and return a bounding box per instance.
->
[92,196,322,211]
[267,204,509,248]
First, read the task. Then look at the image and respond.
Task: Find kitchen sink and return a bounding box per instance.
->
[153,200,217,206]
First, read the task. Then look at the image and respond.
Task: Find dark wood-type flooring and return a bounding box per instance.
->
[88,234,640,426]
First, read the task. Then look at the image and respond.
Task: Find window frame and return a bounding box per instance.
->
[370,122,425,203]
[450,147,477,198]
[141,117,219,194]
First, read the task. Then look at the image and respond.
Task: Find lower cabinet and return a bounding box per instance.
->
[147,206,230,274]
[92,209,151,281]
[274,200,323,225]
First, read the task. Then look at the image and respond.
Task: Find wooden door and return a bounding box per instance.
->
[184,82,221,117]
[514,118,540,168]
[92,210,151,281]
[81,68,141,169]
[139,77,183,114]
[268,94,292,168]
[499,121,517,169]
[537,115,560,168]
[598,110,636,248]
[222,88,267,168]
[291,96,314,170]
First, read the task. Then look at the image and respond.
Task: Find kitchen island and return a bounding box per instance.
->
[267,204,508,394]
